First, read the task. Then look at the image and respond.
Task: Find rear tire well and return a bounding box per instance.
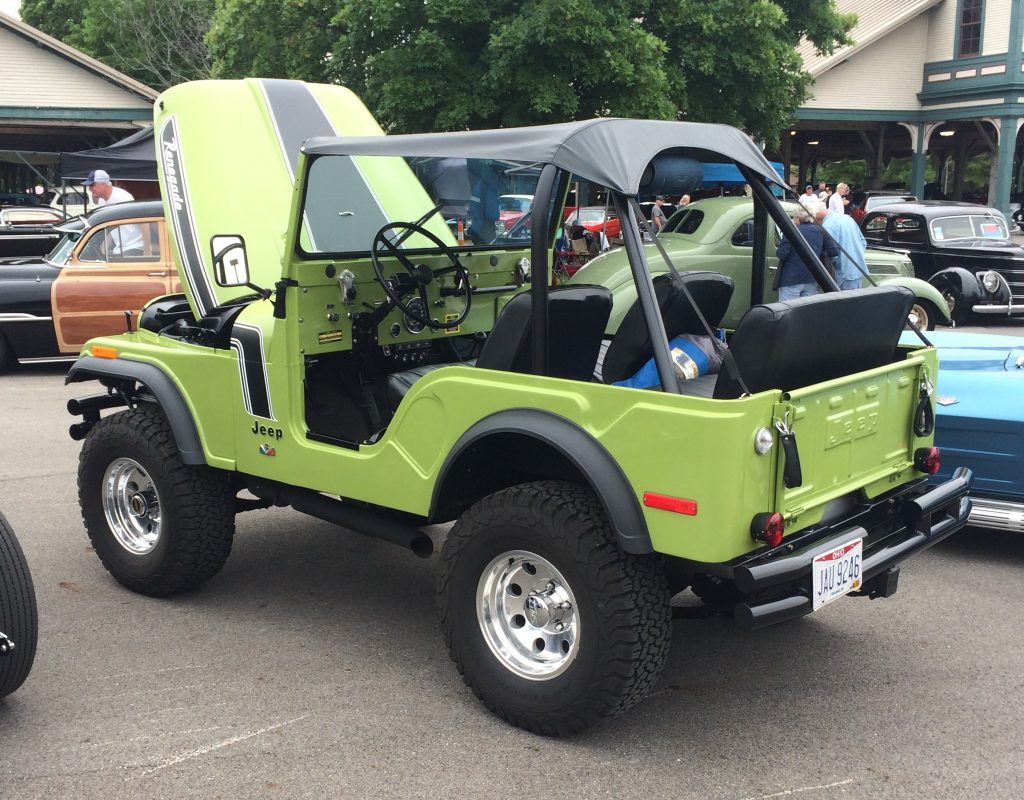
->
[433,432,585,521]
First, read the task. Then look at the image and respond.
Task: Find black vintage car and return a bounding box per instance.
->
[861,201,1023,325]
[0,200,177,371]
[0,206,67,258]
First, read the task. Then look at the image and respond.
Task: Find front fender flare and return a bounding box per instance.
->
[928,267,986,304]
[66,355,205,464]
[875,276,951,322]
[431,409,652,554]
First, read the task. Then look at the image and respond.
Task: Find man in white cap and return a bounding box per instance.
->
[82,169,134,206]
[82,169,141,255]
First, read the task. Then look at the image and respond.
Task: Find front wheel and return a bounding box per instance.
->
[78,405,236,596]
[0,511,37,698]
[438,481,672,736]
[908,298,939,331]
[939,287,970,327]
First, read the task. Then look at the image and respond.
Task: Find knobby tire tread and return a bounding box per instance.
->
[78,405,234,596]
[438,480,672,736]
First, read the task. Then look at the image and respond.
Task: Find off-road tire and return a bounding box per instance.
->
[438,480,672,736]
[78,405,235,596]
[0,511,37,698]
[909,298,939,331]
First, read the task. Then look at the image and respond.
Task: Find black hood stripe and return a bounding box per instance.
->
[158,116,217,316]
[258,79,338,180]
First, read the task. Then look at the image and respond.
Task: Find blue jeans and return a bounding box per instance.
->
[779,282,820,300]
[839,277,862,291]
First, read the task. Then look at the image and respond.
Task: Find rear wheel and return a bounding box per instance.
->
[78,405,235,596]
[438,481,672,736]
[908,298,939,331]
[0,511,37,698]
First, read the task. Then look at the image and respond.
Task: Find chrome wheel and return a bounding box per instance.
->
[909,302,930,330]
[102,457,162,555]
[476,550,579,680]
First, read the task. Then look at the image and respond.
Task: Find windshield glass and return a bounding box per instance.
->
[569,208,613,224]
[299,155,543,254]
[499,195,533,214]
[930,214,1009,242]
[44,231,81,266]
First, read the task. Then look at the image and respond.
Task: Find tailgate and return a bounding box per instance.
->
[773,348,935,527]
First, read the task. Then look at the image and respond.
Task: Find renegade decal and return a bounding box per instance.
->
[231,323,274,420]
[158,116,217,316]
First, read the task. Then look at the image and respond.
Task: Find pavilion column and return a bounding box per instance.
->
[992,117,1018,216]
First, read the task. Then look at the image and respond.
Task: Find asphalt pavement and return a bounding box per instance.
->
[0,346,1022,799]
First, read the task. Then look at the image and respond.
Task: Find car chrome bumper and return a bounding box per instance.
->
[731,467,973,629]
[971,304,1024,315]
[968,496,1024,533]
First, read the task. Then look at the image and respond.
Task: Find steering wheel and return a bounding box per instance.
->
[370,222,472,330]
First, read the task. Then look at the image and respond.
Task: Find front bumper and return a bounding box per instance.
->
[730,467,972,629]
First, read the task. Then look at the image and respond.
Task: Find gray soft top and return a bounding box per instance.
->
[303,118,785,195]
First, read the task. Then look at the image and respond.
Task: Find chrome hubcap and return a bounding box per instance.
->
[102,458,161,555]
[476,550,579,680]
[909,304,928,328]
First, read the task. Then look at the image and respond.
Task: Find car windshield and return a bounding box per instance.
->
[300,155,543,253]
[661,208,705,235]
[569,208,613,224]
[499,196,532,214]
[929,214,1009,243]
[44,231,81,266]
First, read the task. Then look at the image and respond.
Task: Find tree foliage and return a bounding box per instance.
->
[21,0,214,91]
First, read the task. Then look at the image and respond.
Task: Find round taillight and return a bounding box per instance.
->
[914,446,941,475]
[751,512,785,547]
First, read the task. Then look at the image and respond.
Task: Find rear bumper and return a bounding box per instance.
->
[968,496,1024,533]
[731,467,972,629]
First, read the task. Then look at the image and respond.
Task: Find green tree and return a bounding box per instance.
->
[22,0,213,90]
[20,0,86,43]
[207,0,339,83]
[329,0,676,132]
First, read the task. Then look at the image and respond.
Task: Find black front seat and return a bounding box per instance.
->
[386,284,613,411]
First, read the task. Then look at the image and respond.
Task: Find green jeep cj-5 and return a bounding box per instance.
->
[66,80,972,736]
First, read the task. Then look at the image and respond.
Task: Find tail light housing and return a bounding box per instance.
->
[914,447,941,475]
[750,512,785,547]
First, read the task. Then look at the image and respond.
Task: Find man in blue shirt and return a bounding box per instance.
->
[776,204,838,300]
[816,206,867,290]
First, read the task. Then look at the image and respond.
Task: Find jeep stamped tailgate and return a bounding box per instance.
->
[772,348,935,528]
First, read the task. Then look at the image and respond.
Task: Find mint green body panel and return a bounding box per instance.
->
[571,197,951,332]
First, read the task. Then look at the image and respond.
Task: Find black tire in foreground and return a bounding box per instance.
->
[438,481,672,736]
[938,287,970,327]
[78,405,236,597]
[0,511,38,699]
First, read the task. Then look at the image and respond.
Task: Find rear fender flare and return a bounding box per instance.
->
[66,355,205,464]
[431,409,652,554]
[875,277,951,322]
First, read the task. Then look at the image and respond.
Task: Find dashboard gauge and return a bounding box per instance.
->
[403,298,427,334]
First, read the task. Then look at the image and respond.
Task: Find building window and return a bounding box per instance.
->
[958,0,983,58]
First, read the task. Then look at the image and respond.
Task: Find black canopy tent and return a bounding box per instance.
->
[58,125,156,181]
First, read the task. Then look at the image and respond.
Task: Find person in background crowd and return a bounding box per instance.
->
[816,205,866,290]
[817,180,831,202]
[650,195,668,232]
[829,182,850,215]
[798,184,818,214]
[776,203,838,300]
[82,169,133,206]
[679,194,691,206]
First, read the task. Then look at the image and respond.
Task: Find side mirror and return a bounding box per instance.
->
[211,235,249,287]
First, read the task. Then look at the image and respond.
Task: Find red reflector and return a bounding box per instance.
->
[643,492,697,516]
[914,446,941,475]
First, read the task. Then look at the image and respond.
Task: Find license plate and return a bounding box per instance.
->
[812,537,863,610]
